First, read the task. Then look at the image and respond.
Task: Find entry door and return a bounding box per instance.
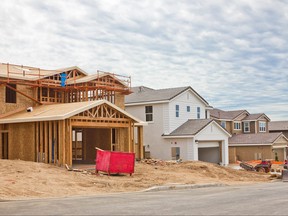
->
[72,130,83,160]
[171,147,180,160]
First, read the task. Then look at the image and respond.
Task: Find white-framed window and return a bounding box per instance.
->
[145,106,153,122]
[197,107,201,119]
[187,106,190,112]
[244,122,250,132]
[259,121,266,132]
[234,121,241,130]
[220,121,226,128]
[176,105,179,117]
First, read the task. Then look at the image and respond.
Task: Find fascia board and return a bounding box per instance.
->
[162,135,195,139]
[125,100,169,106]
[229,143,272,146]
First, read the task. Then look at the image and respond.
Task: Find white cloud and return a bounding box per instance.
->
[0,0,287,120]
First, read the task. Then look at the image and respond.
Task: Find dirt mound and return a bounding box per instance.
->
[0,159,271,200]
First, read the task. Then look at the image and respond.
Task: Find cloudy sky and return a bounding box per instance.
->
[0,0,287,120]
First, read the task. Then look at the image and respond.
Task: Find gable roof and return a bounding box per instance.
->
[210,108,249,121]
[243,113,271,122]
[269,121,288,131]
[125,86,209,106]
[229,133,287,146]
[163,119,230,137]
[0,100,143,124]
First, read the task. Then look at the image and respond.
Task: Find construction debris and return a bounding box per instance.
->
[65,164,93,174]
[140,158,182,166]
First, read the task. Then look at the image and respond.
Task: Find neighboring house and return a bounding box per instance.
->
[125,86,231,165]
[0,63,145,166]
[210,108,288,162]
[229,133,288,162]
[269,121,288,138]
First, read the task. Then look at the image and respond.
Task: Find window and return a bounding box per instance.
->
[220,121,226,128]
[197,107,201,119]
[234,121,241,130]
[5,83,16,103]
[145,106,153,122]
[259,121,266,132]
[244,122,250,132]
[176,105,179,117]
[187,106,190,112]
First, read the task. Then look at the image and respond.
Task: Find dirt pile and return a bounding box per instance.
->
[0,159,271,200]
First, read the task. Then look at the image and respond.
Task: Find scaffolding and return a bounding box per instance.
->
[0,63,132,104]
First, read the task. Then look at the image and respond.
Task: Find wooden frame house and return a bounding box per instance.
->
[0,63,145,166]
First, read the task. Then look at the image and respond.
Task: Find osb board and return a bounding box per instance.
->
[119,128,129,152]
[114,92,125,109]
[0,85,36,115]
[9,122,35,161]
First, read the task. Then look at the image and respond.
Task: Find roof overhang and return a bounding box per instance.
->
[0,100,144,124]
[229,143,272,146]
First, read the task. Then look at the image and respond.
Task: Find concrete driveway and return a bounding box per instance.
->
[0,181,287,215]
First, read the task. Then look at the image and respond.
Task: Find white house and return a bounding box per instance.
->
[125,86,231,165]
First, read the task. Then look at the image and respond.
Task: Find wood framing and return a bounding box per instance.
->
[0,63,145,166]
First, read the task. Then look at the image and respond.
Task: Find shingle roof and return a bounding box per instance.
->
[125,86,209,105]
[269,121,288,131]
[210,108,248,120]
[229,133,284,145]
[167,119,213,136]
[243,113,270,121]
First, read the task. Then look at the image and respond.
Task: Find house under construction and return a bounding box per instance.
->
[0,63,145,166]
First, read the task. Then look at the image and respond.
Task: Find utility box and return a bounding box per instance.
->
[95,149,135,176]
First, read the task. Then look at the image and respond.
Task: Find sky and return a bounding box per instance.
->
[0,0,287,121]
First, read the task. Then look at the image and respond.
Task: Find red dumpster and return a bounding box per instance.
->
[95,149,135,176]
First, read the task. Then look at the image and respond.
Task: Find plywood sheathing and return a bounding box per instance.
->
[9,122,35,161]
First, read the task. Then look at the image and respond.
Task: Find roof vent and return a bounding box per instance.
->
[27,107,33,112]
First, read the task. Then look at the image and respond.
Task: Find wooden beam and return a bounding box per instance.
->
[0,132,2,159]
[53,121,57,165]
[58,120,65,166]
[70,116,130,123]
[39,122,43,162]
[65,119,72,166]
[44,121,48,163]
[137,126,144,160]
[71,121,130,128]
[48,121,53,163]
[35,122,39,162]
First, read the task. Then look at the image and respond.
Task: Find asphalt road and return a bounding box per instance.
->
[1,181,288,215]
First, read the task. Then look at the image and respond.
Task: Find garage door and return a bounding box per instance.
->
[198,141,220,164]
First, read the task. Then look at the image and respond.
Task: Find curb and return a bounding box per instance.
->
[142,183,227,192]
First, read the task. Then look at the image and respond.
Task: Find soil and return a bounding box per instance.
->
[0,159,275,200]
